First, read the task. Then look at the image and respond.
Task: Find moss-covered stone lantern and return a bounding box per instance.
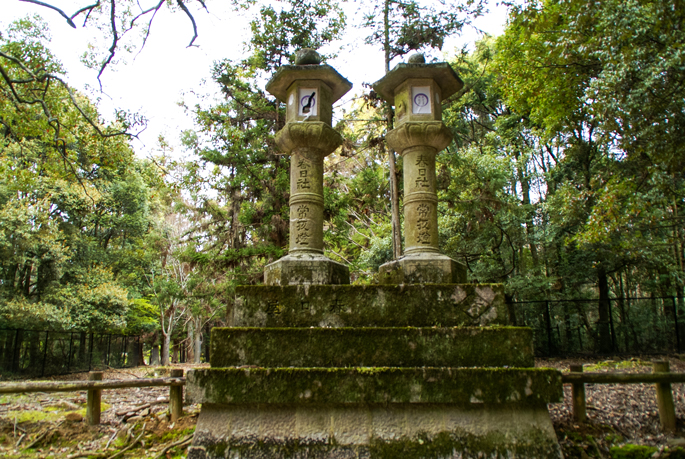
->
[263,49,352,285]
[373,54,467,284]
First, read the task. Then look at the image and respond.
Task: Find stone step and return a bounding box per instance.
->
[188,403,564,459]
[187,367,562,406]
[209,326,533,368]
[233,283,505,327]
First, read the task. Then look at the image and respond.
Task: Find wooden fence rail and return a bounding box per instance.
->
[0,369,186,425]
[562,361,679,433]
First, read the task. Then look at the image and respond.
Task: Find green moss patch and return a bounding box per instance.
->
[209,326,533,368]
[606,444,685,459]
[187,367,562,405]
[232,283,505,328]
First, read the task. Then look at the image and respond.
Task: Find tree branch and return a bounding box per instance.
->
[18,0,76,28]
[176,0,199,47]
[70,1,102,26]
[97,0,119,88]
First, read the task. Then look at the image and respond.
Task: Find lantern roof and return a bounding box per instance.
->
[266,64,352,103]
[373,62,464,102]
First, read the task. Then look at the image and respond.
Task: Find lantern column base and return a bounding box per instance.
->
[264,253,350,286]
[378,252,466,285]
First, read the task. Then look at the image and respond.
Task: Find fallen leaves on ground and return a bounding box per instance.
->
[0,364,204,459]
[3,358,685,458]
[540,356,685,458]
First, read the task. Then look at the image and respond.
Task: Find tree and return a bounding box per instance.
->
[361,0,486,259]
[0,17,164,333]
[492,0,685,351]
[178,0,345,286]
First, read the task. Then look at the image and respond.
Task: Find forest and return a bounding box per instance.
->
[1,0,683,364]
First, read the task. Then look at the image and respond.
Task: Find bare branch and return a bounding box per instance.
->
[18,0,76,28]
[70,1,101,26]
[97,0,119,88]
[176,0,199,47]
[132,0,166,56]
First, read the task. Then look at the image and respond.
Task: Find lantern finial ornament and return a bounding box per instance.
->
[373,60,467,284]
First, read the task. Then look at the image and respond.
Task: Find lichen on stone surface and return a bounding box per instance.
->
[186,367,563,405]
[208,326,534,368]
[190,428,563,459]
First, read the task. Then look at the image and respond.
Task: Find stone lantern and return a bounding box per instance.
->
[373,54,467,284]
[263,49,352,285]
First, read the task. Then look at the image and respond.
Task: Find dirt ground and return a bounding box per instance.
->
[1,358,685,458]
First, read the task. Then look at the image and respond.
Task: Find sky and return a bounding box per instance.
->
[2,1,510,157]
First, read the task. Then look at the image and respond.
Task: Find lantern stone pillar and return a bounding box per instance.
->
[263,49,352,285]
[373,55,467,284]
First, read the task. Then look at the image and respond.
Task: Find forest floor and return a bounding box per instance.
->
[1,358,685,458]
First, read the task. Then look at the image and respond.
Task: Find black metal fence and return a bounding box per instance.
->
[508,296,685,356]
[0,329,143,378]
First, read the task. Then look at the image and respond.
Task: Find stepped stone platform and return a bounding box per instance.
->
[230,284,507,327]
[187,284,564,459]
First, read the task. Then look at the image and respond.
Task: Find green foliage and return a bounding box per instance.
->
[246,0,345,71]
[0,17,165,332]
[362,0,485,62]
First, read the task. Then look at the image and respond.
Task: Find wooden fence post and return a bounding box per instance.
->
[169,369,184,422]
[86,371,103,425]
[654,360,676,433]
[570,364,586,423]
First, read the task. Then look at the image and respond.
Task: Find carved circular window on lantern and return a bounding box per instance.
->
[412,86,431,114]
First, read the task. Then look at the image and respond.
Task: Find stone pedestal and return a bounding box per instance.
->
[187,284,564,459]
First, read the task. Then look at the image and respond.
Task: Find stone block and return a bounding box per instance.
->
[263,253,349,286]
[232,283,506,327]
[379,253,467,285]
[186,367,563,406]
[187,403,564,459]
[209,327,534,368]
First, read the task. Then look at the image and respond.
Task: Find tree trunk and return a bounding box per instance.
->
[186,321,195,364]
[598,266,613,353]
[78,332,88,368]
[383,0,402,260]
[193,319,202,364]
[161,333,171,366]
[204,323,211,363]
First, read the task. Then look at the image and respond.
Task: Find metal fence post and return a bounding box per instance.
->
[11,329,19,372]
[608,299,616,352]
[41,331,49,377]
[672,297,681,353]
[67,332,73,374]
[88,333,94,371]
[570,364,586,423]
[106,334,112,367]
[545,301,554,356]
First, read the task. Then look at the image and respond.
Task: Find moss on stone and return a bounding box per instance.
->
[232,284,505,328]
[189,428,563,458]
[186,367,562,405]
[209,326,534,368]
